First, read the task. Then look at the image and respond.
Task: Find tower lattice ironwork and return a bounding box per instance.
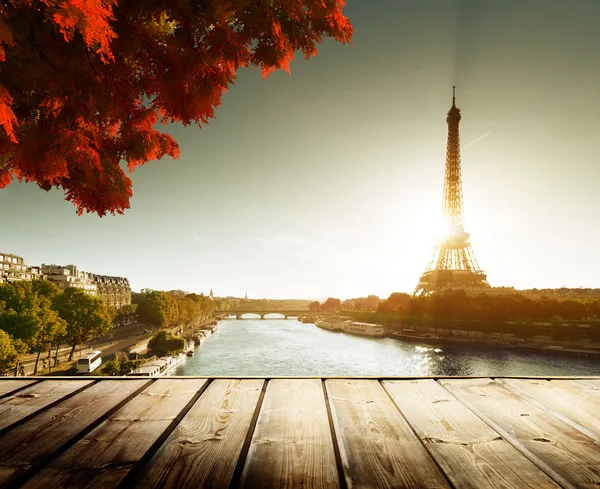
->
[413,87,490,296]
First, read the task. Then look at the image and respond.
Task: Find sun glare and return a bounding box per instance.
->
[415,206,452,247]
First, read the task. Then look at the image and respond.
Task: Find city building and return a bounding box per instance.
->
[2,252,131,310]
[41,264,98,295]
[0,252,45,283]
[93,275,131,310]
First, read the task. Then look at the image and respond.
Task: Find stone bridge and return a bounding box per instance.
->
[213,310,310,320]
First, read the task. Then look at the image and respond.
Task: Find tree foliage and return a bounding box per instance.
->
[0,280,66,372]
[0,0,352,216]
[137,289,214,328]
[52,287,111,360]
[375,290,600,323]
[137,290,177,328]
[320,297,341,311]
[147,330,185,357]
[102,352,142,376]
[342,295,381,311]
[0,329,18,375]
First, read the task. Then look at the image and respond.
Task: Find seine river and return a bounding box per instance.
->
[172,319,600,376]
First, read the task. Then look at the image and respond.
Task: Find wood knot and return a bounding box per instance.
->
[16,394,38,399]
[422,437,448,444]
[431,399,449,404]
[520,413,530,416]
[533,437,552,443]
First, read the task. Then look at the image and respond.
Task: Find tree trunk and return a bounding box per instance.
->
[68,343,77,362]
[13,360,19,377]
[34,351,41,375]
[53,343,60,367]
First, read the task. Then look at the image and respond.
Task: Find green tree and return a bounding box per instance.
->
[137,291,176,328]
[0,280,66,374]
[53,288,112,361]
[102,352,141,376]
[29,281,66,374]
[0,329,18,375]
[320,298,341,311]
[30,303,67,374]
[147,331,185,357]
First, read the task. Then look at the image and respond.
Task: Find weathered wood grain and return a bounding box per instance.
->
[0,379,148,488]
[0,380,36,398]
[239,379,340,489]
[0,377,598,489]
[20,378,207,489]
[554,379,600,399]
[133,379,264,489]
[500,379,600,442]
[0,380,92,431]
[441,378,600,489]
[383,379,560,489]
[327,379,451,489]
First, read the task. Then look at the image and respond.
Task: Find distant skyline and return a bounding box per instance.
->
[2,0,600,298]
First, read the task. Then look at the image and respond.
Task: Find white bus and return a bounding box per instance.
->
[76,351,102,374]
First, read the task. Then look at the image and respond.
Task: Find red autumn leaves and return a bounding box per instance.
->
[0,0,352,215]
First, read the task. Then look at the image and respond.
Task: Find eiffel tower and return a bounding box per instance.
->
[413,87,490,296]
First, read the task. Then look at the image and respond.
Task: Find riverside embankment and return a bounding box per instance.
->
[14,318,217,376]
[331,311,600,356]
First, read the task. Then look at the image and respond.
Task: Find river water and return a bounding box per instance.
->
[171,319,600,376]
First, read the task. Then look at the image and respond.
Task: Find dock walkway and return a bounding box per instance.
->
[0,376,599,488]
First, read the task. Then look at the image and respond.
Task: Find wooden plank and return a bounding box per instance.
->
[383,379,560,489]
[20,378,207,489]
[553,379,600,399]
[133,379,264,489]
[500,379,600,442]
[0,379,149,488]
[441,378,600,489]
[326,379,451,489]
[0,378,600,382]
[0,380,36,397]
[239,379,339,489]
[0,380,92,431]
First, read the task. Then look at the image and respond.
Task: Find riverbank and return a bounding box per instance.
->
[314,311,600,358]
[388,331,600,358]
[11,318,218,377]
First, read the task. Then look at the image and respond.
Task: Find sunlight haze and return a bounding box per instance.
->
[2,0,599,299]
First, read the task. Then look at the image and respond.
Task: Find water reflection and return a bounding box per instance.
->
[173,319,600,377]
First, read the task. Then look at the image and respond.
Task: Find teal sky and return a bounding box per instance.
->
[2,0,600,299]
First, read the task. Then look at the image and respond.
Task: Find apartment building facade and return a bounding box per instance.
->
[41,264,98,295]
[93,275,132,310]
[41,264,131,309]
[1,251,131,310]
[0,253,45,283]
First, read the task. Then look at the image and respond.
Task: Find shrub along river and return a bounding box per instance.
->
[171,318,600,376]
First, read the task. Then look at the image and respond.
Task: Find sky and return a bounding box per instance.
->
[2,0,600,299]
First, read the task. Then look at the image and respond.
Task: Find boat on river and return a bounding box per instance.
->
[342,322,386,337]
[128,352,187,377]
[315,320,344,332]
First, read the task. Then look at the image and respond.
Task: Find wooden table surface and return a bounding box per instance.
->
[0,376,598,489]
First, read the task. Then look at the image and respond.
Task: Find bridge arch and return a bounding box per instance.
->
[238,313,261,320]
[263,313,286,320]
